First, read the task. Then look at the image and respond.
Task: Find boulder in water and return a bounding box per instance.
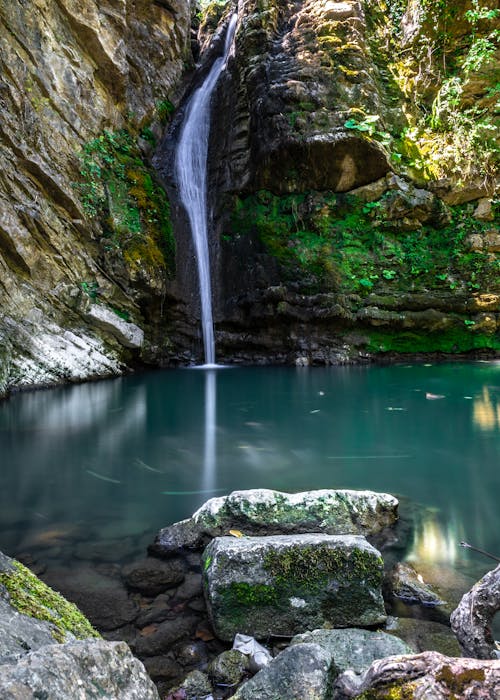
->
[202,534,386,641]
[151,488,398,555]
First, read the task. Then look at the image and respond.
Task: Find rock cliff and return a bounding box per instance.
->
[1,0,499,390]
[203,0,499,365]
[0,0,192,397]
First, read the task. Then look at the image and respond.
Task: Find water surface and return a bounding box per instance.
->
[1,362,499,590]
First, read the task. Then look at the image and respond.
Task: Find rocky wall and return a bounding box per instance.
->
[0,0,193,396]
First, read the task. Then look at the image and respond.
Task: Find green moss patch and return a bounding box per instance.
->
[74,129,175,276]
[0,561,100,643]
[230,190,499,296]
[264,544,383,589]
[365,328,500,355]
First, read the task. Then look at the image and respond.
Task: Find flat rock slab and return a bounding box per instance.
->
[152,488,398,554]
[203,534,386,641]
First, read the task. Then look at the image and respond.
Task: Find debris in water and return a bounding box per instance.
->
[386,407,407,411]
[310,409,320,414]
[85,469,121,484]
[134,458,162,473]
[426,393,445,400]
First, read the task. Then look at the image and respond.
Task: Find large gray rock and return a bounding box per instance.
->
[0,598,57,664]
[202,534,386,641]
[290,628,413,675]
[0,550,158,698]
[232,643,334,700]
[152,488,398,554]
[0,640,159,699]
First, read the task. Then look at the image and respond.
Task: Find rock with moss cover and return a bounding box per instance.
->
[151,489,398,554]
[202,534,386,641]
[334,651,500,699]
[0,552,99,643]
[0,551,159,698]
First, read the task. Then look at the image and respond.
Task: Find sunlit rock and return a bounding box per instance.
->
[151,488,399,554]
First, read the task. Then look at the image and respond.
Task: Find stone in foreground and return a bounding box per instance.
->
[232,643,334,700]
[203,534,386,641]
[290,628,413,675]
[152,488,398,554]
[0,640,159,699]
[335,651,500,699]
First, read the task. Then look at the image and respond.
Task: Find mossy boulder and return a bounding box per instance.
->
[151,488,398,554]
[202,534,386,641]
[0,552,99,644]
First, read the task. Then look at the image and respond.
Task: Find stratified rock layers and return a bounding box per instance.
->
[0,0,191,395]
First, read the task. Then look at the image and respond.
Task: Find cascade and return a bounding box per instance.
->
[175,14,238,366]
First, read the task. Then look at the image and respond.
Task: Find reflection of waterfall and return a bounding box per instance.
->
[202,369,217,492]
[175,15,238,365]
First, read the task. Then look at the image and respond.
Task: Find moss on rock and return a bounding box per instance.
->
[0,560,100,643]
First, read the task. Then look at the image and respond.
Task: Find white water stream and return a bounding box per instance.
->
[175,14,238,366]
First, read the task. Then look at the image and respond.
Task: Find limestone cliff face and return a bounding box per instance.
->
[200,0,499,364]
[0,0,192,396]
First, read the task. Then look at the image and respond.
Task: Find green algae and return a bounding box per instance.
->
[74,129,175,276]
[0,560,100,643]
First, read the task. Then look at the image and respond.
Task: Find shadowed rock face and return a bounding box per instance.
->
[213,0,392,195]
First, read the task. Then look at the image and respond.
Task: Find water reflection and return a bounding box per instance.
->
[406,511,463,565]
[0,362,499,577]
[202,369,217,493]
[473,387,500,431]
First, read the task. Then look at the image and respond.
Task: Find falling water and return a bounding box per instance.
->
[175,14,238,366]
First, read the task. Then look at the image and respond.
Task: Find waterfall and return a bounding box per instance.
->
[175,14,238,366]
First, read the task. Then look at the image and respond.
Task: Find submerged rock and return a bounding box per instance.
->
[387,562,446,608]
[202,534,386,641]
[151,488,398,554]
